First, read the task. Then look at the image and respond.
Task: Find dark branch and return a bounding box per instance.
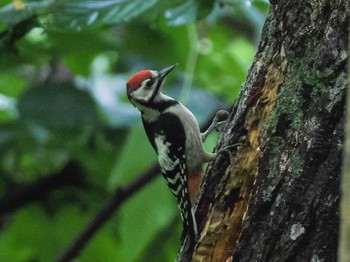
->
[0,16,38,53]
[54,163,160,262]
[0,161,85,216]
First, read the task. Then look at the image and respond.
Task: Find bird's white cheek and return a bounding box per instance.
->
[132,87,154,102]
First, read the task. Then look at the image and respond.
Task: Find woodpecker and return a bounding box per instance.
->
[126,64,222,242]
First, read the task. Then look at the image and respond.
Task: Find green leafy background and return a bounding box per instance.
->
[0,0,269,261]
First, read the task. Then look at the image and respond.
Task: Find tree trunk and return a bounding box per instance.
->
[178,0,349,261]
[339,18,350,262]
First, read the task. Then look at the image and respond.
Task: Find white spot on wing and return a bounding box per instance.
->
[166,172,180,185]
[154,134,180,171]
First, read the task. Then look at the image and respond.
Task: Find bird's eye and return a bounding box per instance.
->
[146,79,154,88]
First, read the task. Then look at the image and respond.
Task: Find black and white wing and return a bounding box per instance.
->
[142,112,198,240]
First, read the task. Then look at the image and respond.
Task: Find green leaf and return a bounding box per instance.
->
[17,82,99,129]
[252,0,270,15]
[46,30,116,75]
[0,3,31,26]
[0,72,27,97]
[0,206,76,262]
[120,21,190,68]
[0,0,159,30]
[165,1,197,26]
[74,128,127,189]
[108,127,156,189]
[47,0,158,30]
[196,24,255,100]
[137,214,180,262]
[165,0,214,26]
[197,0,215,19]
[80,229,120,262]
[119,177,179,262]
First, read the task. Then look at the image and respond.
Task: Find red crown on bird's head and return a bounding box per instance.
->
[126,70,153,91]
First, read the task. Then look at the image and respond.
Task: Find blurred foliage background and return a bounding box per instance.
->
[0,0,269,261]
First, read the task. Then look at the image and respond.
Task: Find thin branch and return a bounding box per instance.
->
[54,163,160,262]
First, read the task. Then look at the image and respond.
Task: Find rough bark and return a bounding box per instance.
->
[178,0,349,261]
[339,19,350,262]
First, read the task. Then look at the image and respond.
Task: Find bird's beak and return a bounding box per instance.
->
[149,64,177,101]
[159,64,177,80]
